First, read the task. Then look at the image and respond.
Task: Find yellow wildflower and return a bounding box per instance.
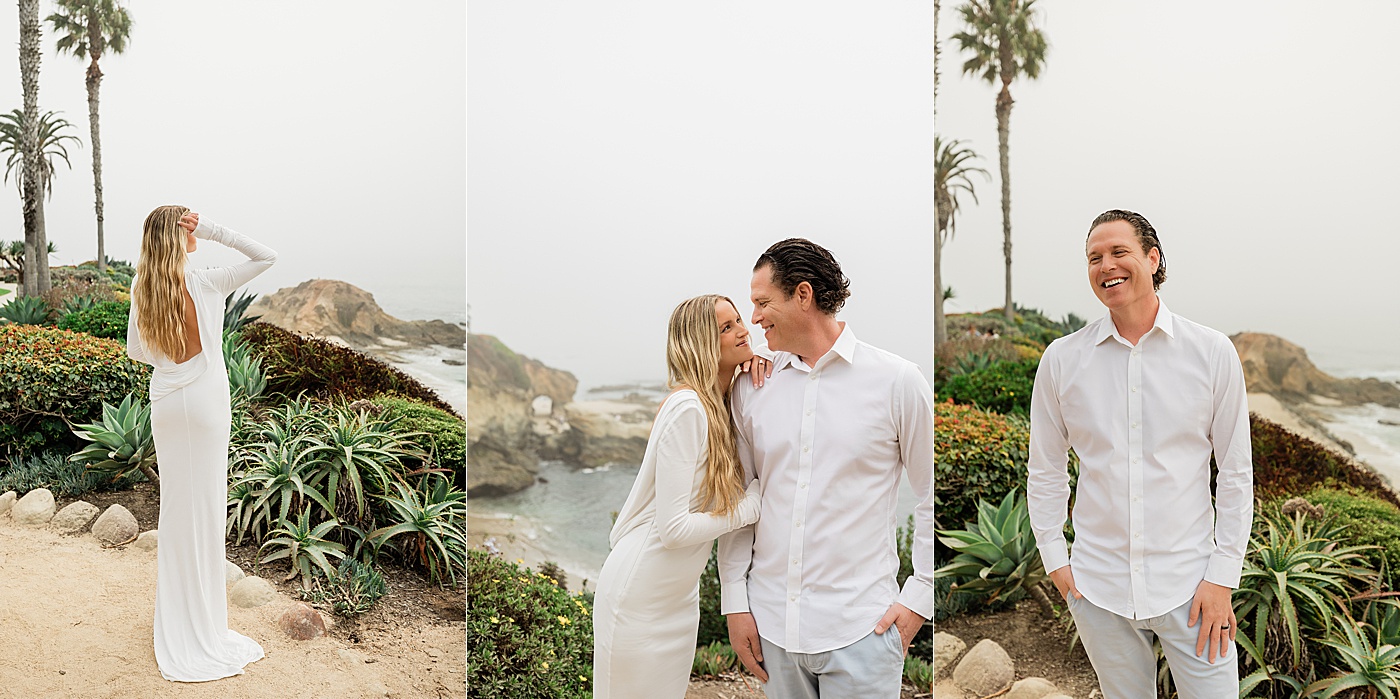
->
[557,615,571,625]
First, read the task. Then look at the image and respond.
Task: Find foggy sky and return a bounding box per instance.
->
[0,2,465,318]
[937,1,1400,374]
[468,3,934,390]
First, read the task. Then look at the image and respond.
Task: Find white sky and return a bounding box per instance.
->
[468,3,934,390]
[0,2,465,319]
[937,1,1400,374]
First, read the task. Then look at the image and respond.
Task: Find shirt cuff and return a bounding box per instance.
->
[1204,553,1244,589]
[719,583,749,615]
[1039,541,1070,576]
[192,217,215,240]
[897,576,933,620]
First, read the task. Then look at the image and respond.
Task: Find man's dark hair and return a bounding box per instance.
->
[753,238,851,315]
[1088,209,1167,290]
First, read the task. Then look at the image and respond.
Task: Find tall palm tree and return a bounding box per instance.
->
[935,136,988,346]
[48,0,132,274]
[0,109,82,200]
[17,0,47,297]
[952,0,1047,321]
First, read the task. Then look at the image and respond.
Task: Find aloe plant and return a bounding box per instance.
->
[0,294,51,325]
[60,294,96,315]
[223,331,267,402]
[368,475,466,586]
[935,488,1047,607]
[259,507,347,588]
[1303,617,1400,699]
[68,393,158,485]
[227,438,333,545]
[223,289,262,332]
[304,407,421,526]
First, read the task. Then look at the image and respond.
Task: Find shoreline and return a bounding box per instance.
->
[1249,391,1400,492]
[467,510,598,593]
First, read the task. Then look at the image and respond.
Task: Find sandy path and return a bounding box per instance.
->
[0,519,464,699]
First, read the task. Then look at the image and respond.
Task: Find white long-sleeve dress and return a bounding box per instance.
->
[592,389,761,698]
[126,217,276,682]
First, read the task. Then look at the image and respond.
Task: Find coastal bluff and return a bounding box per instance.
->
[467,334,653,497]
[248,279,465,350]
[1231,332,1400,407]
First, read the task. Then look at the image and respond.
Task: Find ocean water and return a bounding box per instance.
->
[1305,347,1400,486]
[473,459,924,586]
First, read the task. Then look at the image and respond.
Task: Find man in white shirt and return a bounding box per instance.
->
[1027,210,1253,697]
[718,238,933,698]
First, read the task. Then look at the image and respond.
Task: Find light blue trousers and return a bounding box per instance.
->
[758,627,904,699]
[1068,593,1238,699]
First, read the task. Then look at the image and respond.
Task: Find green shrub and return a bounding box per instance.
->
[301,557,389,617]
[373,395,465,485]
[934,401,1030,533]
[239,321,457,416]
[0,449,124,497]
[697,544,726,648]
[903,656,934,694]
[691,641,736,678]
[0,324,149,458]
[57,300,129,340]
[1301,485,1400,590]
[1249,415,1399,509]
[936,360,1038,416]
[467,550,593,698]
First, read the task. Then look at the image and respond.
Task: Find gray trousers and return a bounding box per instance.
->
[758,627,905,699]
[1068,593,1238,699]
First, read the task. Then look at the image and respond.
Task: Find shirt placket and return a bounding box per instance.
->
[785,364,819,648]
[1127,343,1148,617]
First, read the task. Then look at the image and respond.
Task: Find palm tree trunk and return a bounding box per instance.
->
[935,227,946,347]
[996,83,1013,322]
[18,0,43,297]
[87,57,106,273]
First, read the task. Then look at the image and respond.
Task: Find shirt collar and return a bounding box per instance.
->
[775,322,858,371]
[1093,299,1175,346]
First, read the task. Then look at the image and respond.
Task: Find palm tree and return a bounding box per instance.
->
[48,0,132,274]
[0,109,82,198]
[952,0,1048,321]
[935,136,988,346]
[17,0,46,297]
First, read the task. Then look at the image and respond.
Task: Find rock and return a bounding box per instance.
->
[229,576,279,608]
[540,400,652,469]
[1232,332,1400,407]
[467,333,577,497]
[337,648,369,666]
[91,504,139,545]
[365,680,391,697]
[0,490,16,516]
[11,488,56,526]
[934,679,966,699]
[225,560,246,585]
[934,631,968,677]
[50,501,100,534]
[953,639,1015,698]
[1006,677,1061,699]
[248,279,465,350]
[277,602,327,640]
[133,530,159,551]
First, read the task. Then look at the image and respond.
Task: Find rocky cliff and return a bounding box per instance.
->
[247,279,465,350]
[1231,332,1400,407]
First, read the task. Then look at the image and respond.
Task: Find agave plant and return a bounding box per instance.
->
[1235,510,1379,683]
[949,351,994,377]
[369,475,466,586]
[68,393,159,485]
[223,331,267,402]
[934,488,1047,606]
[303,406,423,528]
[60,294,97,315]
[259,507,347,588]
[227,438,333,545]
[1302,616,1400,699]
[223,289,262,332]
[0,294,52,325]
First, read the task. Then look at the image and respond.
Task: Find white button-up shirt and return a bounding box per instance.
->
[718,324,933,653]
[1027,301,1253,620]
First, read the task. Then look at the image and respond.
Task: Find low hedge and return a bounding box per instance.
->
[1248,415,1399,509]
[374,395,465,483]
[1300,485,1400,589]
[934,400,1031,533]
[935,360,1038,416]
[57,300,130,340]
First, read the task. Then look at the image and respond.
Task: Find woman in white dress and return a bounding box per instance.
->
[126,206,276,681]
[592,294,768,698]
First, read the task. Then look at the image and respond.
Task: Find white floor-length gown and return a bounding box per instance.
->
[126,217,276,681]
[593,389,761,698]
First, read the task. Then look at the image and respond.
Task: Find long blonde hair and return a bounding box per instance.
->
[666,294,746,517]
[134,205,191,361]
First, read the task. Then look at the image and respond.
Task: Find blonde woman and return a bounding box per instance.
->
[592,294,769,698]
[125,206,276,682]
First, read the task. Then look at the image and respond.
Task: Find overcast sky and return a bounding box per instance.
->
[0,1,465,323]
[468,3,934,390]
[937,1,1400,375]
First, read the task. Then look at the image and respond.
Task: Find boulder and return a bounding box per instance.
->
[225,560,246,585]
[953,639,1015,698]
[248,279,465,350]
[934,680,967,699]
[11,488,56,526]
[91,504,139,546]
[277,602,327,640]
[1006,677,1061,699]
[1233,332,1400,407]
[230,576,279,608]
[0,490,16,516]
[133,530,159,551]
[50,501,101,535]
[934,631,968,677]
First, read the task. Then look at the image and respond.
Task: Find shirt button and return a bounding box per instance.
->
[1131,422,1139,429]
[1133,457,1140,464]
[799,482,807,489]
[1133,496,1141,502]
[1131,386,1138,393]
[1134,566,1141,572]
[809,374,817,381]
[806,409,813,415]
[792,558,799,565]
[790,594,798,601]
[795,521,802,528]
[803,446,809,453]
[1134,533,1141,539]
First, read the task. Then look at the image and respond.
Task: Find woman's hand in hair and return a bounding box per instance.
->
[178,212,200,234]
